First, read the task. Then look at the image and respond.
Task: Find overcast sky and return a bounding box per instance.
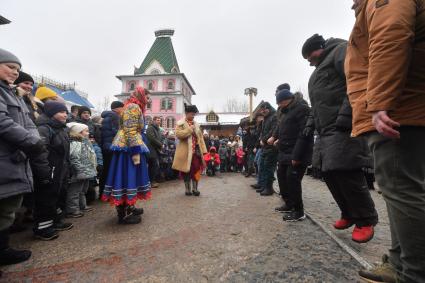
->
[1,0,356,112]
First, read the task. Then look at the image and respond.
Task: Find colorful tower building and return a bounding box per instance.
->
[116,29,196,130]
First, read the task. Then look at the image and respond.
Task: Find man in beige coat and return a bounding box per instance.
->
[172,104,207,196]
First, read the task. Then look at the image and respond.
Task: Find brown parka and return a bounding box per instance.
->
[345,0,425,137]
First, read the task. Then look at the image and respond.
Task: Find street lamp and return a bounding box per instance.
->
[244,87,257,122]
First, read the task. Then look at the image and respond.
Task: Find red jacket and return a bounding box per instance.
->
[236,148,245,164]
[204,147,221,165]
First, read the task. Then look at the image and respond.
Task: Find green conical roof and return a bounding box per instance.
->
[135,30,180,75]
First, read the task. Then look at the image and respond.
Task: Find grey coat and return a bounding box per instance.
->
[0,81,40,199]
[306,38,369,172]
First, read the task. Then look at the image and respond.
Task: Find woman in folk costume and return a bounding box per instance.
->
[172,104,207,196]
[102,86,151,224]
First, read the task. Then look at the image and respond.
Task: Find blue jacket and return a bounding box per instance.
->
[92,142,103,166]
[101,110,119,151]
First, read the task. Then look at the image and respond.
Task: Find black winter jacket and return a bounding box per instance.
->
[259,105,277,154]
[274,96,313,165]
[36,114,70,190]
[306,38,369,171]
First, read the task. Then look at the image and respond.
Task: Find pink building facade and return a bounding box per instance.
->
[115,29,196,130]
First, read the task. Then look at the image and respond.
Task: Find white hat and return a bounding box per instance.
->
[67,122,88,135]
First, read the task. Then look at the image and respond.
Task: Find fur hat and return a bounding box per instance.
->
[184,103,199,113]
[78,106,91,116]
[0,48,21,67]
[35,85,58,101]
[15,71,34,85]
[302,34,325,59]
[44,101,68,118]
[67,122,88,136]
[276,89,294,104]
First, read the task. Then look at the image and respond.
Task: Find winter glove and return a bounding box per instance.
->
[96,165,103,173]
[22,140,46,159]
[132,154,140,165]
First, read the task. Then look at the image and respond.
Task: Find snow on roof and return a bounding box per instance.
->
[195,112,248,126]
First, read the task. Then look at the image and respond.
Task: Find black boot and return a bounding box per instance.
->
[184,181,192,196]
[260,185,273,196]
[192,180,200,196]
[0,229,31,265]
[116,205,141,225]
[256,188,264,193]
[128,206,144,216]
[251,183,261,189]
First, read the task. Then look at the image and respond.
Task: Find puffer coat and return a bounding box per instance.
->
[307,38,369,172]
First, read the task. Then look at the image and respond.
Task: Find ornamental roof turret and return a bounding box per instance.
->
[134,29,180,75]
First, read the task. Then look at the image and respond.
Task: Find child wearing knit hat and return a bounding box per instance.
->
[35,85,58,102]
[33,101,73,240]
[66,122,97,218]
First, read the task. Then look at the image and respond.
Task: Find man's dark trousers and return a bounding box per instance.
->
[259,149,278,188]
[322,170,378,227]
[148,157,160,183]
[277,162,307,211]
[367,127,425,283]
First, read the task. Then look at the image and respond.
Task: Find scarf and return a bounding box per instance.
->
[125,86,148,114]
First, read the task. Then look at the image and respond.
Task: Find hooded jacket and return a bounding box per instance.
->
[36,114,71,188]
[204,146,221,165]
[306,38,369,171]
[274,95,313,165]
[100,110,120,151]
[259,103,278,154]
[0,80,40,199]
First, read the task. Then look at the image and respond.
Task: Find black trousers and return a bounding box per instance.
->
[207,161,217,176]
[33,181,61,230]
[322,170,378,227]
[277,162,307,211]
[99,150,112,197]
[148,157,159,183]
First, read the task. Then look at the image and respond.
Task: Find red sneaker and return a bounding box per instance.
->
[333,219,353,230]
[352,225,374,243]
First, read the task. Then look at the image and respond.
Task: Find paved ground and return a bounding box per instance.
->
[0,173,389,282]
[302,176,389,265]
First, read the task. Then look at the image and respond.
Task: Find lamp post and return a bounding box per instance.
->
[244,87,257,122]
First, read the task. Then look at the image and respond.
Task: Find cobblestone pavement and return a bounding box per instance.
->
[0,173,388,282]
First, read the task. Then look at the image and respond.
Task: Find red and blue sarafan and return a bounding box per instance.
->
[102,146,151,206]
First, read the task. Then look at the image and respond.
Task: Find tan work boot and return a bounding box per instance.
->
[359,254,397,283]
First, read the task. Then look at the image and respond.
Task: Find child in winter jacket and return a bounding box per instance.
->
[218,142,228,173]
[87,134,103,203]
[236,145,245,173]
[204,146,221,176]
[66,122,97,218]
